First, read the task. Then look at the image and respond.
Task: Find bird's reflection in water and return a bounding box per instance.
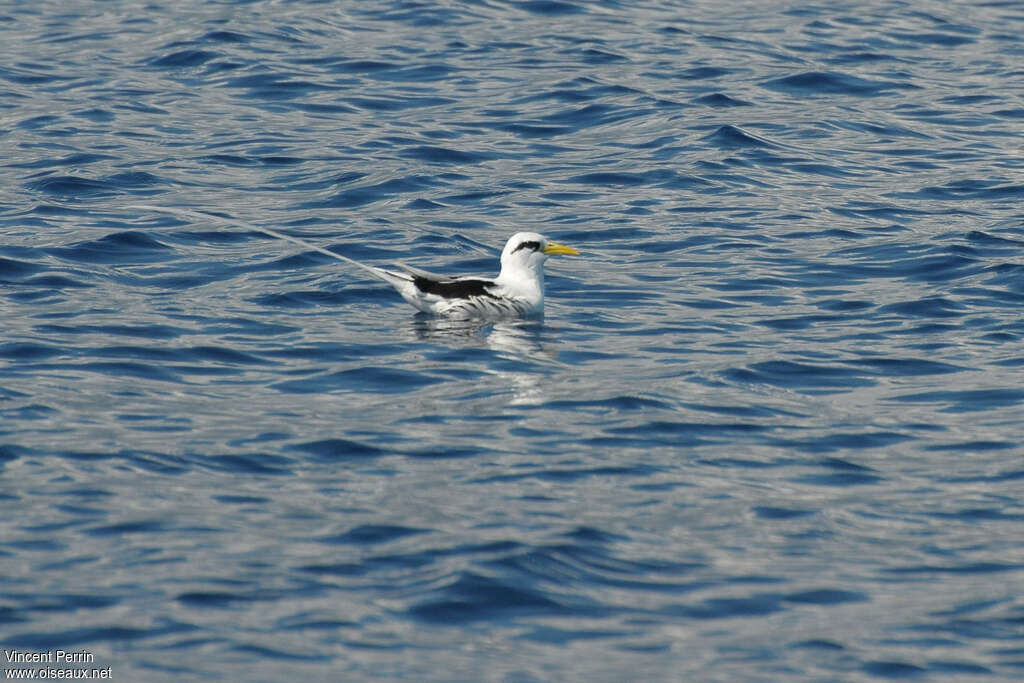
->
[407,316,560,406]
[407,314,554,359]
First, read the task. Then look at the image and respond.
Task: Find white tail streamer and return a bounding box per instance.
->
[126,204,385,280]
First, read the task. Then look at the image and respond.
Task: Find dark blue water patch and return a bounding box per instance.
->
[202,452,295,476]
[703,125,779,150]
[791,638,845,650]
[182,345,269,366]
[966,230,1024,251]
[492,122,573,138]
[926,507,1024,523]
[846,357,965,376]
[26,175,115,198]
[46,230,173,265]
[4,538,65,551]
[303,540,522,578]
[761,71,912,96]
[562,526,623,545]
[0,66,65,86]
[724,360,875,393]
[604,421,769,448]
[397,146,499,164]
[487,542,707,595]
[273,366,444,394]
[577,48,628,64]
[52,342,258,377]
[344,95,456,111]
[213,494,271,506]
[826,51,901,65]
[229,644,329,662]
[14,593,121,615]
[404,444,485,460]
[473,464,663,485]
[17,114,63,130]
[892,179,1024,201]
[199,153,304,167]
[862,660,928,679]
[540,395,673,413]
[0,404,58,420]
[878,297,967,319]
[681,66,735,80]
[33,322,182,340]
[7,152,118,169]
[792,458,885,487]
[540,102,648,130]
[297,561,367,578]
[367,64,456,83]
[772,431,912,454]
[275,616,359,633]
[320,524,427,546]
[661,593,785,620]
[753,506,817,520]
[54,361,184,383]
[288,438,388,461]
[148,49,220,69]
[405,198,445,210]
[17,273,94,291]
[693,93,753,107]
[514,81,639,106]
[517,625,635,644]
[885,31,976,47]
[562,169,710,190]
[327,59,397,74]
[992,107,1024,119]
[784,589,868,605]
[84,519,166,537]
[199,30,250,44]
[0,255,46,281]
[815,299,874,313]
[757,314,846,331]
[892,388,1024,413]
[926,661,993,676]
[0,342,63,361]
[121,451,192,475]
[409,571,592,624]
[985,263,1024,294]
[516,1,586,16]
[1,621,195,650]
[224,72,336,100]
[176,590,259,608]
[923,440,1016,453]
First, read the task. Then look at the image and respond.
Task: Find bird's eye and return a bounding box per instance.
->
[512,240,541,254]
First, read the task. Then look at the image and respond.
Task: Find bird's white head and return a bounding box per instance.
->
[498,232,579,280]
[493,232,578,308]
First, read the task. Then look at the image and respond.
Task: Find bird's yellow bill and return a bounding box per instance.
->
[543,241,579,256]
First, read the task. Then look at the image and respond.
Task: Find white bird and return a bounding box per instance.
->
[130,206,578,319]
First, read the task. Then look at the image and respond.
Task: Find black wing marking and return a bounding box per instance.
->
[413,276,499,300]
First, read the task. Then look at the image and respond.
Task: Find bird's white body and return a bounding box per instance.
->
[128,207,577,319]
[373,232,574,318]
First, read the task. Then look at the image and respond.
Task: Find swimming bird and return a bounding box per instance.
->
[129,206,578,319]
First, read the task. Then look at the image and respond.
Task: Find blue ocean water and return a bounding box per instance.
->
[2,0,1024,680]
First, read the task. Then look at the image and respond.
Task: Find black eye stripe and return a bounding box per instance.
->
[512,240,541,254]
